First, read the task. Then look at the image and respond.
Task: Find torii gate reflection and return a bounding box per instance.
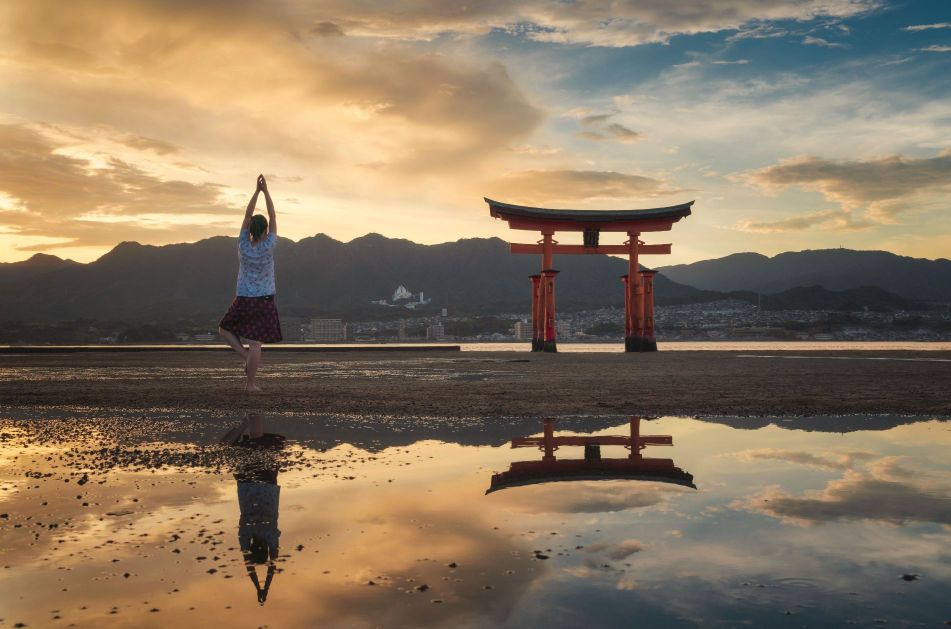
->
[486,417,696,494]
[485,198,693,352]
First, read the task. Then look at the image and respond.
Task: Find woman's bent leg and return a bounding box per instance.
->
[219,326,248,360]
[246,341,262,392]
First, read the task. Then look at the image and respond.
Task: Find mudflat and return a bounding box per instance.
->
[0,349,948,417]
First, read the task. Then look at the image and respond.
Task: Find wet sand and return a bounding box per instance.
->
[1,349,948,417]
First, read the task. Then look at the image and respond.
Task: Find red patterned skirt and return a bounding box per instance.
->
[219,295,283,344]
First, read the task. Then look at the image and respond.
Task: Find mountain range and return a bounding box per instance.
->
[658,249,951,303]
[0,235,945,322]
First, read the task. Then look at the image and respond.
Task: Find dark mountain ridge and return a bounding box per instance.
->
[659,248,951,302]
[0,236,935,322]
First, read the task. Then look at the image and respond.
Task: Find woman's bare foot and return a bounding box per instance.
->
[245,383,263,393]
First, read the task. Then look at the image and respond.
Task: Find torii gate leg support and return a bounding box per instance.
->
[639,270,658,352]
[620,274,632,351]
[623,276,652,352]
[529,274,542,352]
[541,269,559,353]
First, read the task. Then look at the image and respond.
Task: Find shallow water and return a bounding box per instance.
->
[0,412,948,628]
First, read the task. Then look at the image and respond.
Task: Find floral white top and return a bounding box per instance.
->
[236,227,277,297]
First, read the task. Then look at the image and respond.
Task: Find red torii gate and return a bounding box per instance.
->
[485,198,693,352]
[486,417,696,493]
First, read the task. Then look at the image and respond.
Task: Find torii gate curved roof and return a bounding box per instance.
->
[485,197,693,222]
[485,466,697,494]
[485,197,693,232]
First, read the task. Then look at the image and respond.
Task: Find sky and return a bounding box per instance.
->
[0,0,949,265]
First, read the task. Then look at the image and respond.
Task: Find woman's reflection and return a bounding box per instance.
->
[220,411,286,604]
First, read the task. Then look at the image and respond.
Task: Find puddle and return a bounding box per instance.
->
[0,412,948,627]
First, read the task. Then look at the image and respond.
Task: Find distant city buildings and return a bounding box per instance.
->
[154,298,951,347]
[556,320,573,339]
[310,318,348,342]
[280,317,309,342]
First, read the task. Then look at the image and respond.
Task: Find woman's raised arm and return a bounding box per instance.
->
[241,177,262,233]
[259,175,276,237]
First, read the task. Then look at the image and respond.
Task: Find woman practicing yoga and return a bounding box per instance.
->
[218,175,282,392]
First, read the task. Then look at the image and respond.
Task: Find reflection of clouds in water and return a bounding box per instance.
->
[243,480,544,627]
[735,448,875,471]
[738,455,951,526]
[0,469,230,573]
[584,539,648,561]
[490,481,688,514]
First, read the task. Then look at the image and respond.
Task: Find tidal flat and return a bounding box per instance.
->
[0,410,948,628]
[0,349,949,417]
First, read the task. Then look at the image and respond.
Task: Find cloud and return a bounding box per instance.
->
[118,134,182,155]
[736,448,875,470]
[712,59,751,65]
[672,60,702,70]
[303,0,878,47]
[738,456,951,526]
[581,113,615,126]
[604,123,641,143]
[726,24,789,42]
[0,123,234,248]
[919,45,951,53]
[802,35,848,48]
[584,539,648,560]
[577,113,641,144]
[310,21,345,37]
[487,169,678,204]
[742,151,951,222]
[903,23,951,31]
[880,55,915,67]
[494,481,686,514]
[736,209,872,232]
